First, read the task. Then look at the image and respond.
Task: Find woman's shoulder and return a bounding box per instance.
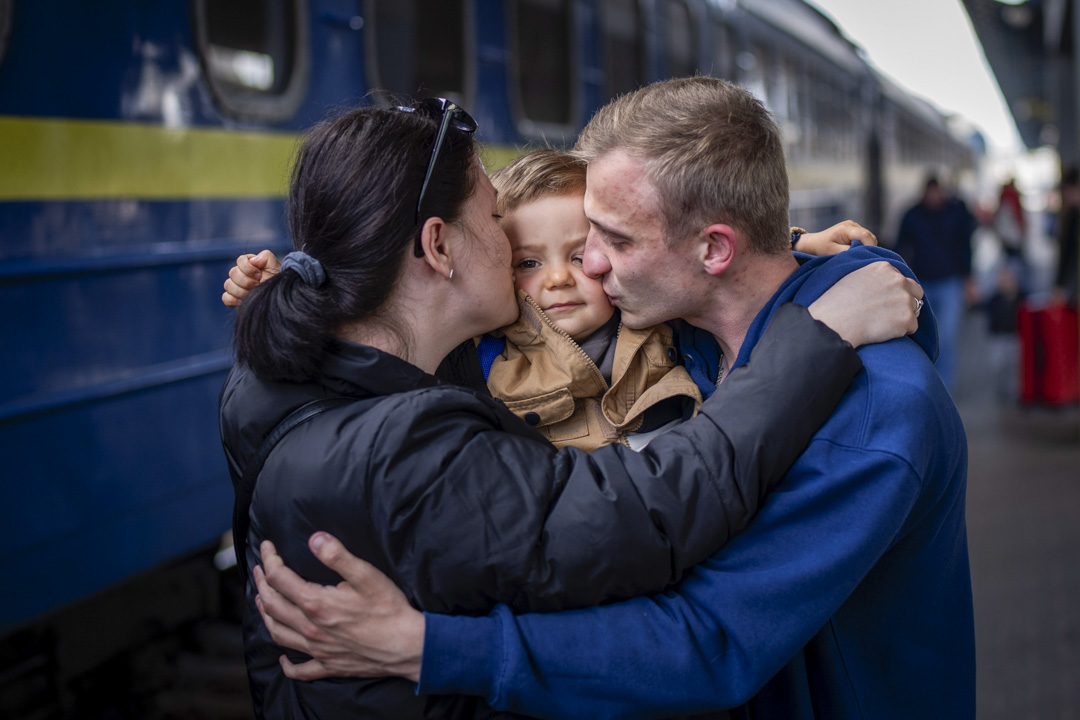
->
[361,383,545,452]
[373,382,513,424]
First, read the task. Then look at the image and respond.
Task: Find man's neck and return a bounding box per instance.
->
[684,252,799,372]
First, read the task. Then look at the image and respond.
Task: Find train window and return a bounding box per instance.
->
[365,0,467,104]
[737,46,767,105]
[708,21,731,78]
[513,0,573,127]
[0,0,10,69]
[602,0,646,100]
[664,0,697,78]
[192,0,310,123]
[772,57,802,153]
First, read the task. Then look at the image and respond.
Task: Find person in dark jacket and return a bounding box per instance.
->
[894,176,978,392]
[1054,167,1079,304]
[220,98,923,719]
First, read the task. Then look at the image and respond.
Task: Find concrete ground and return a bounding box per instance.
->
[953,307,1080,719]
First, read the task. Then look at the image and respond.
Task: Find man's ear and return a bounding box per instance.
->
[700,223,738,276]
[418,216,454,280]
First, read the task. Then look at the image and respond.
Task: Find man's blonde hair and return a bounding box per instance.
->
[574,77,790,254]
[490,149,587,215]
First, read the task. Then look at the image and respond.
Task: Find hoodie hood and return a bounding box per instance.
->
[733,243,938,371]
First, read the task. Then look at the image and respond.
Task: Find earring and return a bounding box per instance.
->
[449,268,455,280]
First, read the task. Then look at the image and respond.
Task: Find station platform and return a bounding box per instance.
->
[954,308,1080,718]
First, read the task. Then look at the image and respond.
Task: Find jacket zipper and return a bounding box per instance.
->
[523,296,635,447]
[523,294,609,392]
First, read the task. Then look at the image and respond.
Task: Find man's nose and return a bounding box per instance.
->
[582,232,611,280]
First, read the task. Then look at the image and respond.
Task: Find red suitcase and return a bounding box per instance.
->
[1018,302,1079,406]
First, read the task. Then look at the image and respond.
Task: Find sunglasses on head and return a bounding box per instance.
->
[395,97,479,257]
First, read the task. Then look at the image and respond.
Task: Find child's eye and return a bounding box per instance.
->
[516,259,540,270]
[571,254,584,265]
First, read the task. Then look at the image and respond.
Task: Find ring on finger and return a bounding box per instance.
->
[914,297,923,317]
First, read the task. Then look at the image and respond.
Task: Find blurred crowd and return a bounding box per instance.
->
[889,170,1079,405]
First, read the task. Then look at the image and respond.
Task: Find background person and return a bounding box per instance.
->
[895,175,978,392]
[1054,167,1080,304]
[994,177,1028,293]
[221,99,922,719]
[252,77,971,720]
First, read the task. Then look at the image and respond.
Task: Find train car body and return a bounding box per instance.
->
[0,0,974,678]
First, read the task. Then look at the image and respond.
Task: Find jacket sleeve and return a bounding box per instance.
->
[360,303,863,614]
[417,445,928,719]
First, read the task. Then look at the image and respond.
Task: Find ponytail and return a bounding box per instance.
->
[233,103,477,382]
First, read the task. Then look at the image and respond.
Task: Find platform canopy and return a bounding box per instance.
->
[963,0,1079,161]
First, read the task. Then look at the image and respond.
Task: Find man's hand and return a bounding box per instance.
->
[254,533,425,683]
[222,250,280,308]
[795,221,878,256]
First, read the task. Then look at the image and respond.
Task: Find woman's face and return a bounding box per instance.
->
[452,162,519,334]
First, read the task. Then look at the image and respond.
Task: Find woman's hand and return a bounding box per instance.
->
[254,534,425,683]
[222,250,280,308]
[807,262,923,348]
[795,221,878,256]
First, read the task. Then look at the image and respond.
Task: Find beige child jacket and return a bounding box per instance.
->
[485,291,703,451]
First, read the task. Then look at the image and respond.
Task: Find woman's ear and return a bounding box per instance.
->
[418,216,455,280]
[700,223,738,276]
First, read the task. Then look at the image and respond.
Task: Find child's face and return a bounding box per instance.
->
[502,192,616,342]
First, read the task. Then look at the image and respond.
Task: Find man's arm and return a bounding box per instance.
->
[255,439,924,717]
[419,445,923,718]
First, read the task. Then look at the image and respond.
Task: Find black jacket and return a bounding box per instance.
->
[218,304,863,719]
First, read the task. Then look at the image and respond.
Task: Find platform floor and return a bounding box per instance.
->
[954,309,1080,719]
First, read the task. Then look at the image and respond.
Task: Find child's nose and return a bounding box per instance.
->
[545,264,575,289]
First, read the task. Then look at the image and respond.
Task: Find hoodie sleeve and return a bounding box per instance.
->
[417,442,927,719]
[361,304,863,614]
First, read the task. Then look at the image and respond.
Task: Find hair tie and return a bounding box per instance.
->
[280,251,327,287]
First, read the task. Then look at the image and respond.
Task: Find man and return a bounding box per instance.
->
[254,78,974,719]
[895,176,978,392]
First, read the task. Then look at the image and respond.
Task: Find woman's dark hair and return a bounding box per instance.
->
[233,105,478,381]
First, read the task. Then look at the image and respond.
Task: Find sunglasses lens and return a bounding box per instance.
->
[450,115,477,133]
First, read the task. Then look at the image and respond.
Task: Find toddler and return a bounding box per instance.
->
[480,150,700,450]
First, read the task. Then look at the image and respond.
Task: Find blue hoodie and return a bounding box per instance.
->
[419,245,975,719]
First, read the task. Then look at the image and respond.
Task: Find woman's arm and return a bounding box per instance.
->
[318,262,922,616]
[364,304,862,616]
[250,262,924,681]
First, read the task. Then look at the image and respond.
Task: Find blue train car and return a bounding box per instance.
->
[0,1,313,635]
[0,0,975,700]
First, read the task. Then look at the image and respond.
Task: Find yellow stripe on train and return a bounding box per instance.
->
[0,116,300,200]
[0,115,530,201]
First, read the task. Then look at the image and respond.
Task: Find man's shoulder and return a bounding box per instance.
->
[813,337,962,461]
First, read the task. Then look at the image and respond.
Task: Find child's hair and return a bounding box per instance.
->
[489,149,587,215]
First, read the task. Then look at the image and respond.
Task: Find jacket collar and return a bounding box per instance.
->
[320,339,442,399]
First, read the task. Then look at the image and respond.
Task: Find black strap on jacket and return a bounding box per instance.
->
[232,396,354,583]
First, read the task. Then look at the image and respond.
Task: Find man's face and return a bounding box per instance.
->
[581,150,702,329]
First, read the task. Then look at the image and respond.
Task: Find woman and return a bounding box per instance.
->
[220,100,921,719]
